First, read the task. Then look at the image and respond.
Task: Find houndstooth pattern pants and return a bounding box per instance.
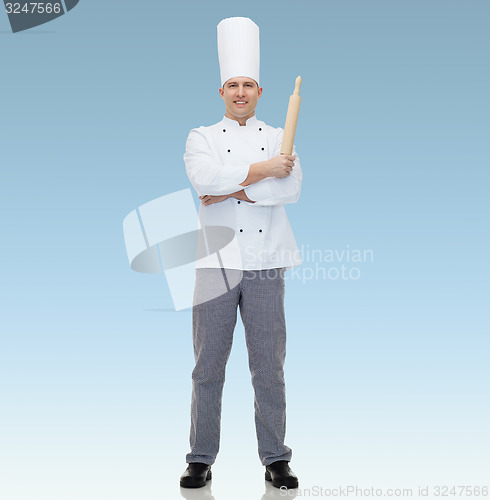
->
[185,267,293,466]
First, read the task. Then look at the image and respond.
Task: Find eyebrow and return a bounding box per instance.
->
[226,81,255,86]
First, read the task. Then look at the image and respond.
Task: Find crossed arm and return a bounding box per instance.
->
[200,152,299,205]
[184,127,302,207]
[199,189,253,206]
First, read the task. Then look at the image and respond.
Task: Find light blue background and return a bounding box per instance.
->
[1,1,488,499]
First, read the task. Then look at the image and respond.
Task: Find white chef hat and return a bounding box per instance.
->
[217,17,260,87]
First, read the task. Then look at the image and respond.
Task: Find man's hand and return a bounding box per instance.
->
[240,154,297,187]
[199,194,230,206]
[229,189,255,203]
[266,154,296,178]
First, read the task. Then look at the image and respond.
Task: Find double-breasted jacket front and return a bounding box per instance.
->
[184,114,302,270]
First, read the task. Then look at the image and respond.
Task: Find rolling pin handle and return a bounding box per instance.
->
[293,76,302,96]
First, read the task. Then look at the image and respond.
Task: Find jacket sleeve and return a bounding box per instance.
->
[243,127,302,206]
[184,127,250,196]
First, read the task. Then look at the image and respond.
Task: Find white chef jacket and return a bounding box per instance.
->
[184,114,302,270]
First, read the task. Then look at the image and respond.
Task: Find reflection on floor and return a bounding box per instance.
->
[179,478,299,500]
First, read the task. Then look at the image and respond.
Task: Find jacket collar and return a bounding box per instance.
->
[222,114,259,128]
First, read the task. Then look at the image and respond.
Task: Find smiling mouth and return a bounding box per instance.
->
[234,101,247,104]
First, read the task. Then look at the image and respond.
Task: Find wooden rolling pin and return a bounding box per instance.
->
[280,76,302,155]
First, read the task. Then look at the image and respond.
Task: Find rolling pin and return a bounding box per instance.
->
[280,76,302,155]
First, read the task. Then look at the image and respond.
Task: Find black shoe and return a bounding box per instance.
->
[265,460,299,489]
[179,462,212,488]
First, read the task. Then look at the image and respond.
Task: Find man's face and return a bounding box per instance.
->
[219,77,263,121]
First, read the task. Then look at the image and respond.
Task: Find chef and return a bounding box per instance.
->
[179,17,302,490]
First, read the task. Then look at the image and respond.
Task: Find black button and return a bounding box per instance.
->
[259,128,262,131]
[227,149,231,152]
[261,147,264,151]
[223,129,226,132]
[259,229,262,232]
[239,229,243,232]
[237,201,241,204]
